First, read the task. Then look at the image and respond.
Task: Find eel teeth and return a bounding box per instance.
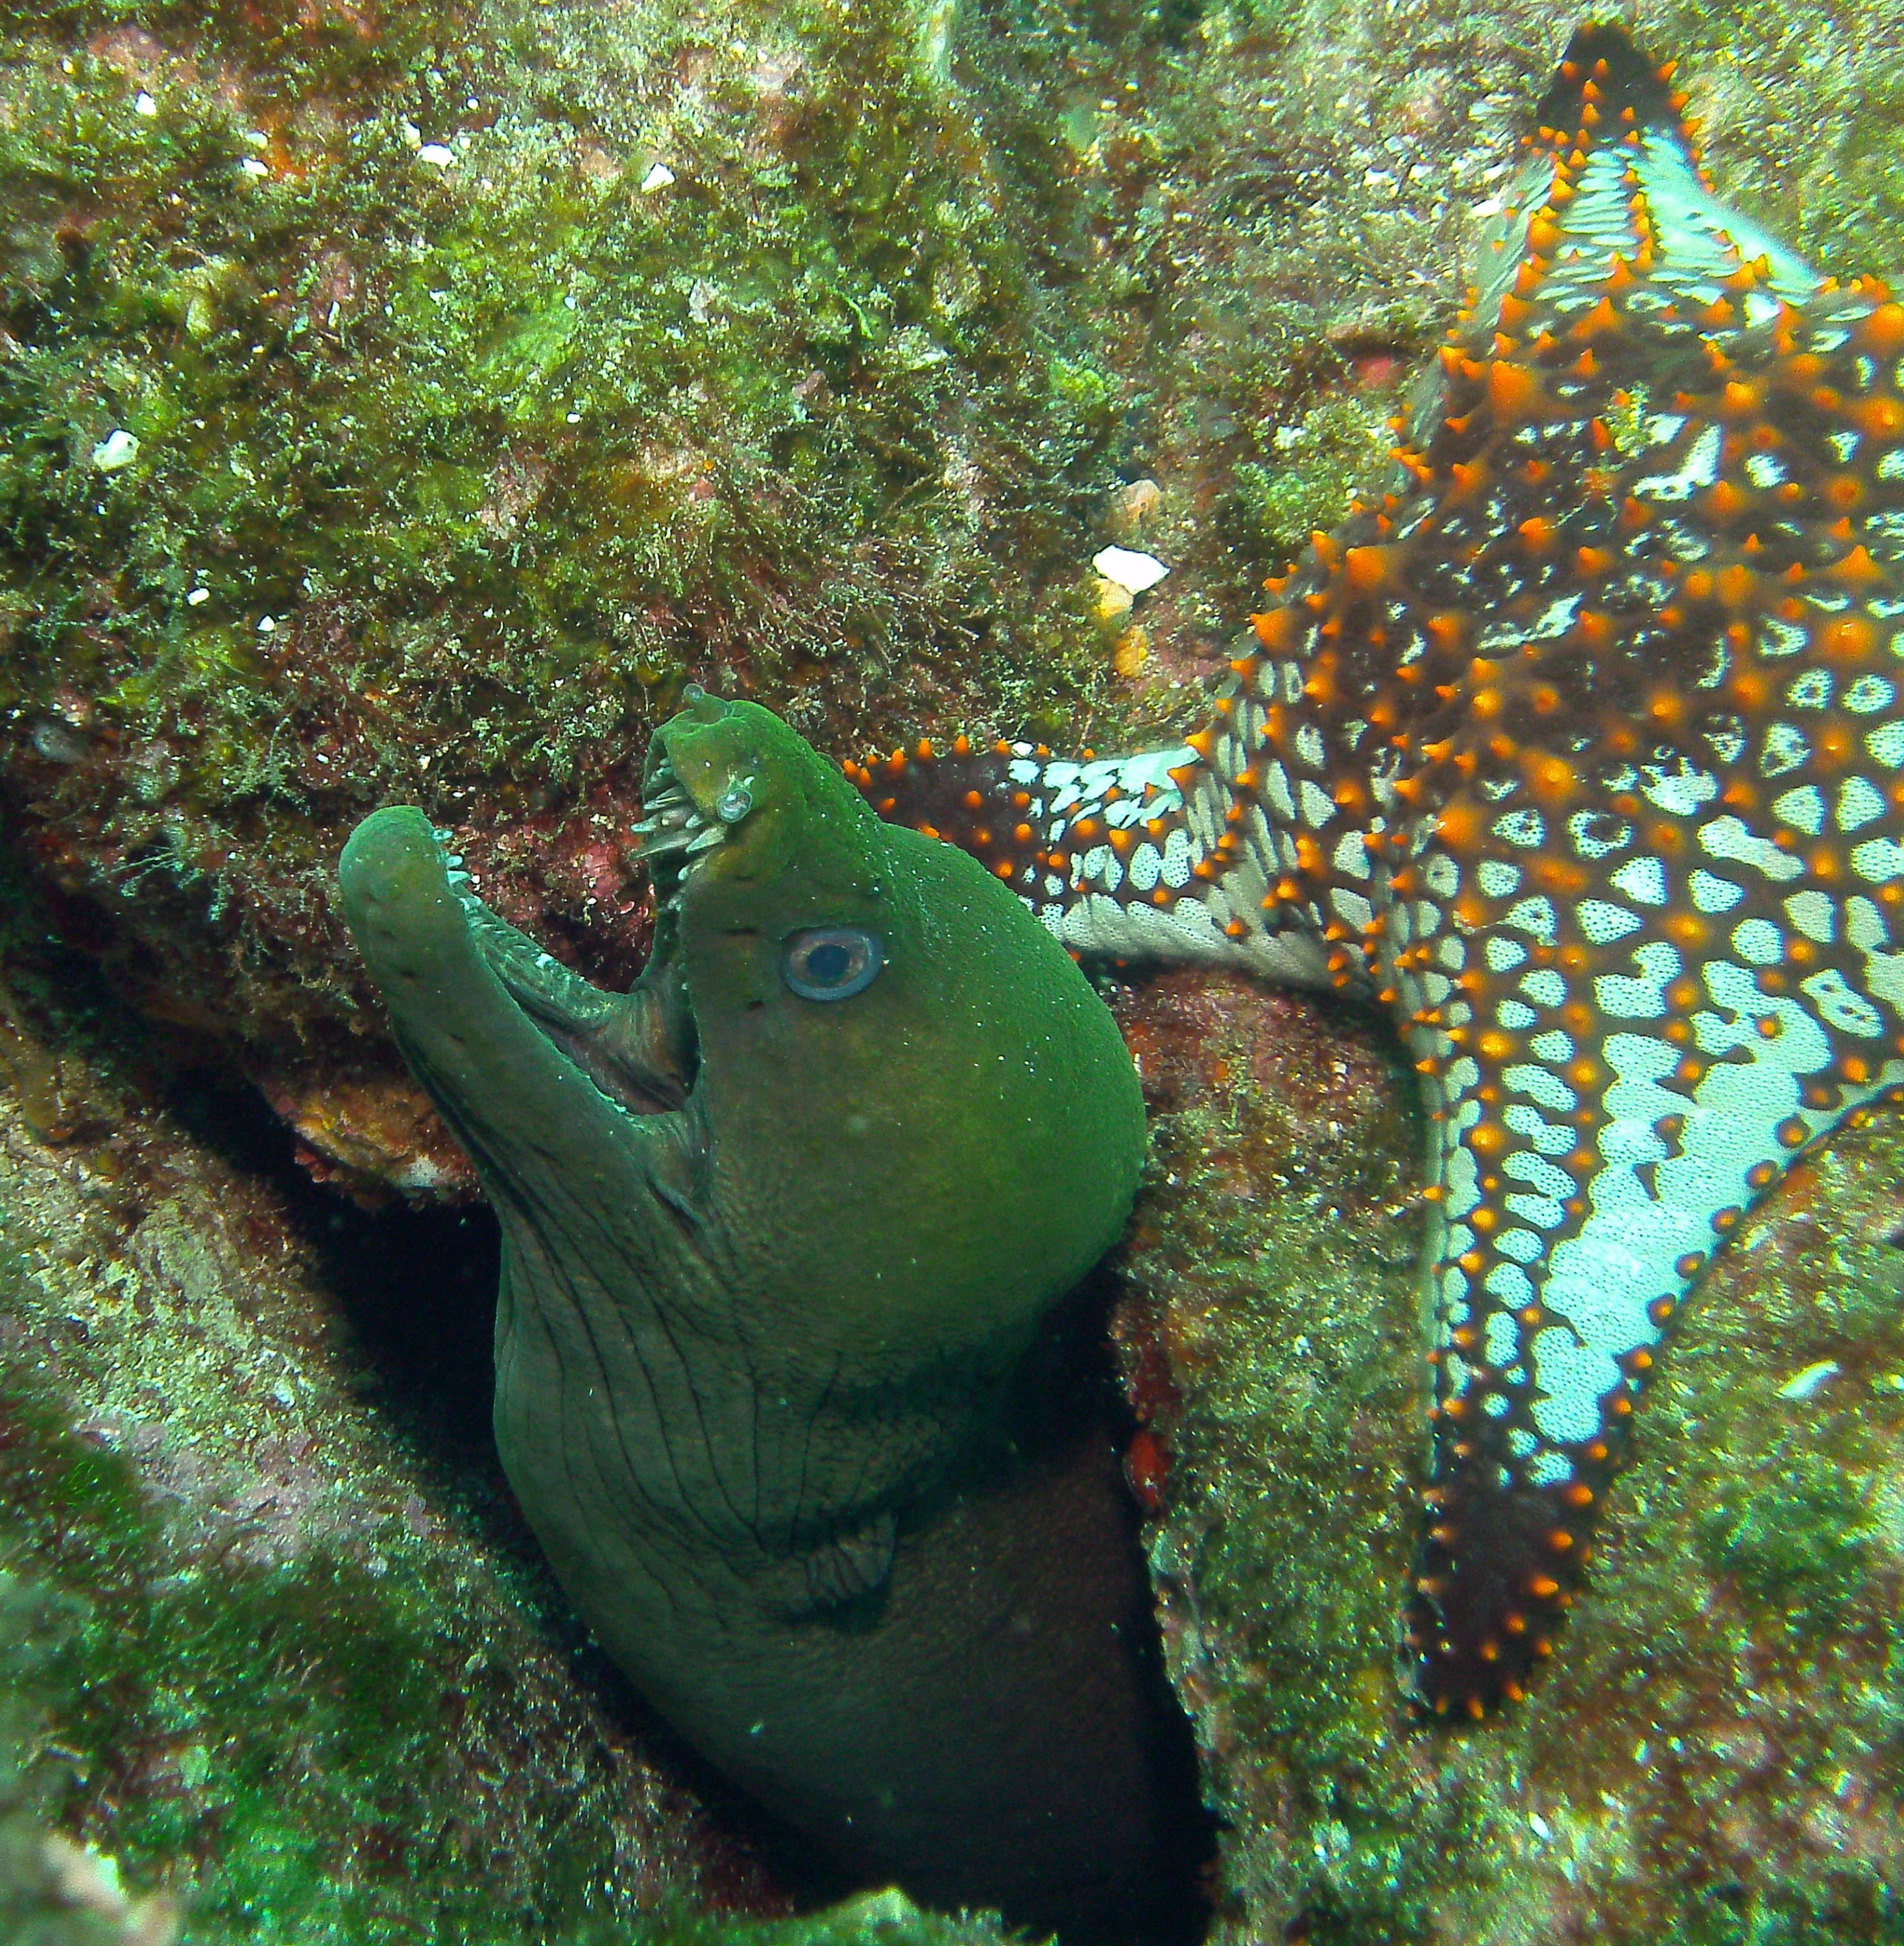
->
[634,813,726,863]
[634,829,701,861]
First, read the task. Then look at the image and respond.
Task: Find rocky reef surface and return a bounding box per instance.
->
[0,0,1901,1940]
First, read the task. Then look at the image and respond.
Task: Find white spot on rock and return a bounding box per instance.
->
[91,429,139,471]
[1776,1358,1840,1400]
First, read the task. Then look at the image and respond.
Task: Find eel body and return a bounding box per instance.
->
[339,695,1201,1940]
[857,23,1904,1717]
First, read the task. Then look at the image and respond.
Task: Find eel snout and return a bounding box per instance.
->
[337,805,471,976]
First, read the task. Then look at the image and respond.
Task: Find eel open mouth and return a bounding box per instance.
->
[466,856,701,1122]
[340,806,705,1131]
[634,751,740,908]
[341,689,777,1159]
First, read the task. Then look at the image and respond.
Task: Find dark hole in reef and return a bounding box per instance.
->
[165,1067,1216,1945]
[1006,1258,1219,1946]
[162,1064,510,1504]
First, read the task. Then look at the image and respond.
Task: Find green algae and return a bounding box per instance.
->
[0,0,1203,1100]
[0,0,1127,780]
[1228,392,1395,570]
[0,1349,601,1941]
[1698,1456,1875,1635]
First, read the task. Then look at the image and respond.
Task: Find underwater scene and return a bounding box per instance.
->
[0,0,1901,1940]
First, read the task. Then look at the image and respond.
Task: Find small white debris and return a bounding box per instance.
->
[400,119,422,148]
[39,1833,178,1941]
[416,143,456,167]
[43,1833,128,1917]
[134,91,158,117]
[256,615,277,634]
[1776,1359,1840,1401]
[640,162,676,192]
[239,157,270,178]
[186,587,210,606]
[1091,546,1169,595]
[1528,1812,1552,1841]
[91,430,139,471]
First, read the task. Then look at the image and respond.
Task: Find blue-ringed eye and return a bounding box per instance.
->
[782,927,882,1001]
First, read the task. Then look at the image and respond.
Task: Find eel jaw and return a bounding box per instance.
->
[455,866,700,1122]
[633,738,754,909]
[341,806,700,1142]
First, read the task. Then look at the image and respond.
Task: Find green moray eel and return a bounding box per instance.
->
[337,691,1202,1941]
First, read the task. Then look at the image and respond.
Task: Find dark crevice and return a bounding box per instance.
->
[1021,1260,1220,1946]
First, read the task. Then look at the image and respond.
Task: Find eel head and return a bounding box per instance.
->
[337,690,1146,1582]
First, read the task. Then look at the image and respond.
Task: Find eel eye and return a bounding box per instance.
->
[782,927,882,1002]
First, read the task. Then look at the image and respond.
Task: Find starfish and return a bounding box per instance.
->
[849,21,1904,1717]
